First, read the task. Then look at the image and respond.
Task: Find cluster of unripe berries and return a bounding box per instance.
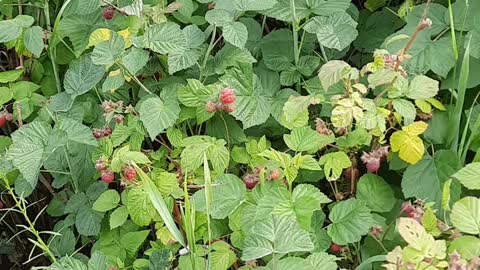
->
[242,167,282,190]
[92,127,113,140]
[102,100,126,124]
[360,146,389,174]
[95,159,136,184]
[0,111,13,128]
[205,88,236,113]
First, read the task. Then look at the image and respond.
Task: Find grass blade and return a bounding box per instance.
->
[133,163,186,247]
[448,38,470,155]
[203,154,212,270]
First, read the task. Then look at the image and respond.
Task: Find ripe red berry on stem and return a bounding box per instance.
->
[124,166,136,181]
[220,89,236,105]
[243,174,258,190]
[103,7,115,20]
[330,243,342,253]
[101,171,115,184]
[0,116,6,128]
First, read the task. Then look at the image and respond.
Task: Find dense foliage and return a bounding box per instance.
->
[1,0,480,269]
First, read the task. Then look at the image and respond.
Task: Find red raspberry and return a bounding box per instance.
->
[101,171,114,184]
[330,243,342,253]
[269,169,281,180]
[4,113,12,121]
[223,103,235,113]
[0,115,6,128]
[205,101,217,113]
[366,160,381,174]
[243,174,258,190]
[103,7,114,20]
[219,89,236,105]
[92,129,104,139]
[123,166,136,181]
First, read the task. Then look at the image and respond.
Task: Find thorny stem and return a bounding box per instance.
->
[4,183,57,263]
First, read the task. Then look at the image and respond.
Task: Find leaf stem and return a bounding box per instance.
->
[201,26,217,79]
[290,0,299,66]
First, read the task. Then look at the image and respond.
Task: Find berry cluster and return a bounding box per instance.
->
[96,159,115,184]
[400,200,425,222]
[123,166,136,182]
[204,88,236,114]
[102,100,126,124]
[360,146,389,173]
[92,127,113,140]
[0,112,13,128]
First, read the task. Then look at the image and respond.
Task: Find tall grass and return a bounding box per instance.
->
[132,163,186,247]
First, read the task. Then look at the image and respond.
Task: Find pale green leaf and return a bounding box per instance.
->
[24,26,44,57]
[327,198,375,245]
[451,197,480,235]
[92,190,120,212]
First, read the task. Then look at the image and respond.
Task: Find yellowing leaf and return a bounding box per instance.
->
[415,100,432,114]
[117,28,132,48]
[403,121,428,136]
[426,98,446,111]
[88,28,111,48]
[390,121,428,164]
[398,217,434,251]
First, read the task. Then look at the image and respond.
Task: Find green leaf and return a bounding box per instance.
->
[0,19,22,43]
[134,164,186,247]
[357,174,395,213]
[327,198,375,245]
[7,122,52,191]
[91,33,125,66]
[365,0,386,11]
[448,236,480,260]
[127,183,157,226]
[92,190,120,212]
[120,230,150,256]
[210,241,236,270]
[220,64,271,128]
[451,197,480,235]
[109,206,128,229]
[304,12,358,51]
[261,29,295,71]
[451,162,480,190]
[241,215,314,261]
[74,0,100,15]
[24,26,44,57]
[75,205,104,236]
[88,252,109,270]
[402,150,461,212]
[223,21,248,49]
[139,92,181,140]
[0,69,24,83]
[181,136,229,173]
[406,75,439,100]
[262,0,311,22]
[168,49,200,74]
[318,60,350,91]
[177,79,219,107]
[319,151,351,181]
[205,9,235,26]
[48,257,88,270]
[215,0,277,12]
[284,127,334,152]
[64,55,105,97]
[122,47,150,75]
[393,99,416,125]
[306,252,339,270]
[193,174,246,219]
[144,22,187,54]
